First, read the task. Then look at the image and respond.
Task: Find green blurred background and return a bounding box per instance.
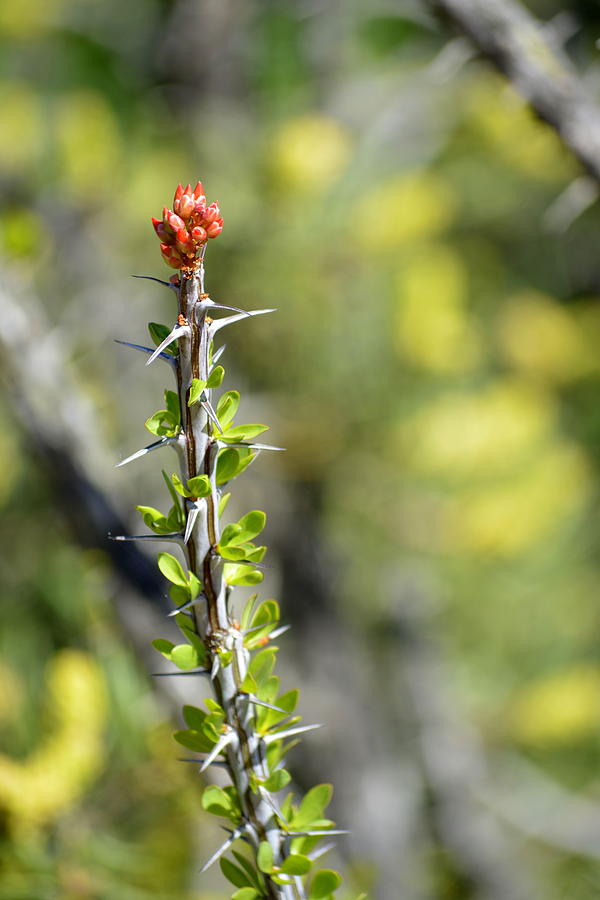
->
[3,1,600,898]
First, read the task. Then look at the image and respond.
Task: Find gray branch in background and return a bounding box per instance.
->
[426,0,600,184]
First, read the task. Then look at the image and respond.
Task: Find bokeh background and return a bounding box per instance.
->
[3,1,600,898]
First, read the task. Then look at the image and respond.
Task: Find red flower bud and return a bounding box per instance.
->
[178,194,195,220]
[193,198,207,218]
[206,221,223,238]
[203,203,220,225]
[191,225,207,243]
[161,244,183,269]
[164,210,185,232]
[173,185,184,215]
[156,181,223,267]
[156,223,173,243]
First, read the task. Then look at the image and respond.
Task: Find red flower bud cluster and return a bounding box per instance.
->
[152,182,223,270]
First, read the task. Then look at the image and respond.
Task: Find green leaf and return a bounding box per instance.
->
[232,851,263,891]
[216,448,255,485]
[188,378,207,406]
[188,572,203,598]
[246,545,267,563]
[162,469,182,509]
[144,409,178,437]
[136,505,170,534]
[182,705,206,730]
[207,365,225,388]
[263,768,291,792]
[240,594,258,630]
[231,888,260,900]
[221,523,243,546]
[203,785,235,819]
[152,638,174,658]
[187,474,211,497]
[170,644,201,670]
[249,649,277,687]
[220,858,252,888]
[309,870,342,899]
[245,608,279,647]
[219,492,231,516]
[170,472,191,498]
[224,565,264,587]
[236,510,266,543]
[164,390,180,424]
[166,502,185,532]
[280,854,311,876]
[220,424,269,442]
[216,390,240,429]
[293,785,333,830]
[257,842,274,874]
[169,583,190,606]
[173,729,213,753]
[148,321,177,355]
[157,552,188,587]
[219,544,253,561]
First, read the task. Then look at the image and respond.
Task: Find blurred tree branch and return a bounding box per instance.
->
[427,0,600,184]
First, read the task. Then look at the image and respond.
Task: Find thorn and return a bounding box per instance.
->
[151,668,211,677]
[269,625,291,640]
[227,558,271,571]
[209,309,276,334]
[199,730,235,773]
[166,593,207,616]
[183,502,202,544]
[212,344,226,364]
[114,339,176,365]
[263,724,323,745]
[211,654,220,680]
[241,621,278,636]
[258,785,281,817]
[308,842,336,861]
[242,694,290,715]
[177,757,228,768]
[284,830,350,837]
[202,398,222,431]
[108,533,183,543]
[218,441,286,452]
[116,436,177,468]
[131,274,173,288]
[146,324,189,365]
[209,303,252,316]
[199,825,247,874]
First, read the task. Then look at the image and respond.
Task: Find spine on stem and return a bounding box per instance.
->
[116,183,345,900]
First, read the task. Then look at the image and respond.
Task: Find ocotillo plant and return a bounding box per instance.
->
[114,182,346,900]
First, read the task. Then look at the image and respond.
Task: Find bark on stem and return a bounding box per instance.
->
[174,269,300,900]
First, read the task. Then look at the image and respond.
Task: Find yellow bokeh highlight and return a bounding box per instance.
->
[467,76,574,181]
[497,290,593,383]
[270,114,351,193]
[0,82,44,173]
[400,378,556,480]
[356,173,456,251]
[443,442,590,556]
[1,208,47,259]
[509,665,600,746]
[394,243,481,373]
[0,0,67,35]
[56,91,121,199]
[0,650,107,835]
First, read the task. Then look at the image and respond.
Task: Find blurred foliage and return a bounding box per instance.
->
[3,0,600,898]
